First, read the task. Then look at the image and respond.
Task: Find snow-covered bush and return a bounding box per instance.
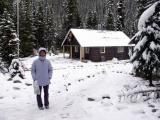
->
[130,1,160,86]
[9,59,25,79]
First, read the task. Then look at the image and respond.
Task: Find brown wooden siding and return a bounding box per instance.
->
[71,46,130,61]
[72,46,80,59]
[90,48,101,62]
[63,32,80,46]
[89,47,130,62]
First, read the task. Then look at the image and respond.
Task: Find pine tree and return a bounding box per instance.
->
[135,0,159,33]
[136,0,157,19]
[86,11,98,29]
[43,2,56,51]
[18,0,35,57]
[116,0,125,31]
[0,0,12,15]
[57,0,81,48]
[34,2,45,48]
[130,1,160,86]
[63,0,81,31]
[0,9,18,66]
[106,0,114,30]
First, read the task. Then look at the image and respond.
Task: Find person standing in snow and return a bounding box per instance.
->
[31,47,53,110]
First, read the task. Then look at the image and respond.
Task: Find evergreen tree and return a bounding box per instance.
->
[63,0,81,31]
[18,0,35,57]
[56,0,81,48]
[135,0,159,33]
[0,9,18,66]
[43,2,56,51]
[135,0,157,19]
[34,2,45,48]
[0,0,12,15]
[130,1,160,86]
[106,0,114,30]
[116,0,125,31]
[86,11,98,29]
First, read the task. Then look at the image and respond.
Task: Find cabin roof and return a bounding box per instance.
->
[62,28,134,47]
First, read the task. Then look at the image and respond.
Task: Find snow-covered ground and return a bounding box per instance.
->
[0,54,160,120]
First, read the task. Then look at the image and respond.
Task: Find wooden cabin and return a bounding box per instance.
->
[62,29,134,62]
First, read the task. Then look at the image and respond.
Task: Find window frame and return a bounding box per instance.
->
[100,47,105,54]
[117,47,124,53]
[75,46,79,53]
[85,47,90,54]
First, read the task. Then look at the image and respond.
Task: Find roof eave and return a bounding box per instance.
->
[61,29,72,47]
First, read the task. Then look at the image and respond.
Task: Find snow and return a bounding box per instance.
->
[142,50,151,63]
[0,54,160,120]
[133,36,147,51]
[138,2,159,31]
[62,29,133,47]
[150,41,156,51]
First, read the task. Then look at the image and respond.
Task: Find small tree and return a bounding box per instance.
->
[106,0,115,30]
[58,0,81,48]
[19,0,35,57]
[86,11,98,29]
[130,1,160,86]
[63,0,81,31]
[0,9,18,66]
[116,0,125,31]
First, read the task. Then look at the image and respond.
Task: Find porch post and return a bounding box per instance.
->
[63,46,65,58]
[70,46,73,59]
[80,47,84,62]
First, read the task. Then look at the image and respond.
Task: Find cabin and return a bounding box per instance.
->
[61,29,134,62]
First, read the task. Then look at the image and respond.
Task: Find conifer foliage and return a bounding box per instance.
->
[0,9,18,66]
[86,11,98,29]
[130,1,160,86]
[63,0,81,31]
[116,0,125,31]
[106,0,114,30]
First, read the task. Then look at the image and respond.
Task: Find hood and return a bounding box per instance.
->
[38,47,47,55]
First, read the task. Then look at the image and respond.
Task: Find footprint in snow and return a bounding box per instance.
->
[63,101,74,110]
[152,109,159,113]
[25,83,32,86]
[132,109,145,114]
[116,105,128,111]
[0,96,4,99]
[12,96,16,99]
[148,104,155,108]
[87,97,95,102]
[7,78,12,81]
[13,87,21,90]
[60,113,70,119]
[13,80,22,83]
[66,101,74,107]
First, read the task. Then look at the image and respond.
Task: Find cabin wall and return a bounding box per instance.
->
[89,47,130,62]
[90,47,101,62]
[72,46,80,59]
[71,46,130,61]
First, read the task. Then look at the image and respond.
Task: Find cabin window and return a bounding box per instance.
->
[85,48,90,54]
[75,46,79,53]
[117,47,124,53]
[100,47,105,53]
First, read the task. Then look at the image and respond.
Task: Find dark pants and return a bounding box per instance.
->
[37,85,49,108]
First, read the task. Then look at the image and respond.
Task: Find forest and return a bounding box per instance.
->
[0,0,159,65]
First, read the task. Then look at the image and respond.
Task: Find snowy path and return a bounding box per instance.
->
[0,55,159,120]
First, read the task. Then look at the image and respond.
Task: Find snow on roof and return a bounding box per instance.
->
[62,29,133,47]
